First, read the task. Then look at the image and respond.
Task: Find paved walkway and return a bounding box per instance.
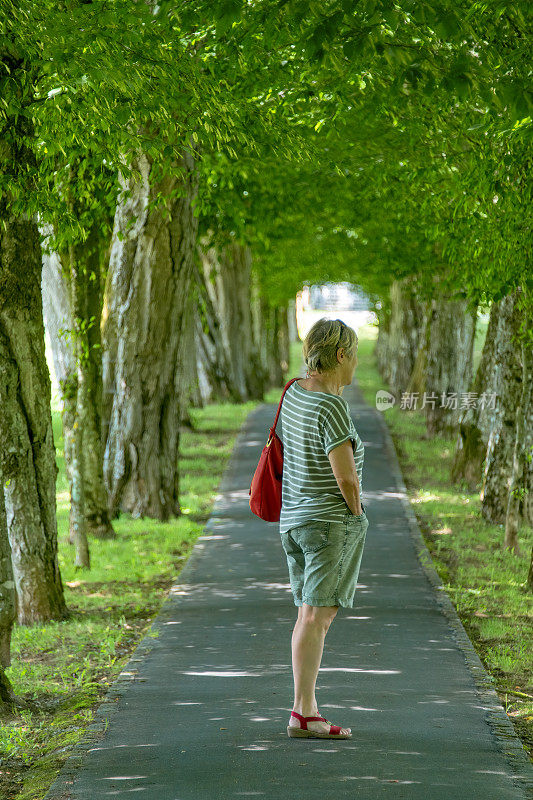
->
[45,376,533,800]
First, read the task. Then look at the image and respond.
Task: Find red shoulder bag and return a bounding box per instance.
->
[249,377,300,521]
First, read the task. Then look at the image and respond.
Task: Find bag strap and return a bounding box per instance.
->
[268,377,300,439]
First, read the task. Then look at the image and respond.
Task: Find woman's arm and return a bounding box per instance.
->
[328,441,363,515]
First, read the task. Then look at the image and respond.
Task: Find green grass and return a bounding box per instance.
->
[1,381,288,800]
[1,317,531,800]
[354,320,533,760]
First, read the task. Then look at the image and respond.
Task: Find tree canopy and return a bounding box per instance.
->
[1,0,531,329]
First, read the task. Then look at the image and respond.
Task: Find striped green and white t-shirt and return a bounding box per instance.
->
[278,380,365,535]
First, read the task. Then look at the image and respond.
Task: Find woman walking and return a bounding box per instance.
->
[279,317,369,739]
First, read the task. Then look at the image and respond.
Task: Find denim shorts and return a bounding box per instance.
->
[280,508,369,608]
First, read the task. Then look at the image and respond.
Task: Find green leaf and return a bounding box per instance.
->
[434,10,462,39]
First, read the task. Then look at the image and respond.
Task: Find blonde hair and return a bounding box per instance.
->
[303,318,358,374]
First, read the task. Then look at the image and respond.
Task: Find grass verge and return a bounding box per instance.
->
[1,320,531,800]
[0,383,284,800]
[354,321,533,762]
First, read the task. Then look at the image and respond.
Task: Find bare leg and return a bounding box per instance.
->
[289,604,351,735]
[291,616,326,715]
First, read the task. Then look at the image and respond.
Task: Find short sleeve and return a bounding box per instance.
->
[320,399,356,456]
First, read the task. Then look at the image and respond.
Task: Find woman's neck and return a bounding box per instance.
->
[305,373,342,395]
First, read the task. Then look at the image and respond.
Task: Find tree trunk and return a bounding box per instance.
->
[267,304,288,387]
[0,214,68,625]
[0,663,17,714]
[192,264,225,406]
[67,220,91,569]
[81,224,115,538]
[182,278,204,411]
[525,440,533,527]
[101,147,199,520]
[287,297,298,344]
[41,225,115,540]
[234,246,265,398]
[0,483,16,668]
[374,301,391,381]
[503,297,533,553]
[194,240,244,403]
[386,276,428,402]
[481,289,524,524]
[217,243,250,400]
[425,289,477,437]
[278,303,291,377]
[40,229,77,544]
[194,239,265,402]
[173,260,200,433]
[451,299,500,490]
[527,546,533,592]
[259,294,276,384]
[250,268,270,395]
[62,389,77,546]
[40,226,75,391]
[405,307,430,400]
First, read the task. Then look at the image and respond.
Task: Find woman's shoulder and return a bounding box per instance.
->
[319,393,350,414]
[287,381,348,415]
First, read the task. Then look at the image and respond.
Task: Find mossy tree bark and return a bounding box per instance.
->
[101,148,199,520]
[0,213,68,624]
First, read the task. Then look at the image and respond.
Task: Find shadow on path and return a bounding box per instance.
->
[45,376,533,800]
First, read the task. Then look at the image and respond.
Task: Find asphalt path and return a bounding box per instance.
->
[45,374,533,800]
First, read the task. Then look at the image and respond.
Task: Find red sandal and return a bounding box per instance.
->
[287,711,352,739]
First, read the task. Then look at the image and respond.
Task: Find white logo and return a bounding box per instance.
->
[376,390,395,411]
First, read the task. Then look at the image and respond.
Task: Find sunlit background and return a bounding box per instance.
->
[295,281,377,340]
